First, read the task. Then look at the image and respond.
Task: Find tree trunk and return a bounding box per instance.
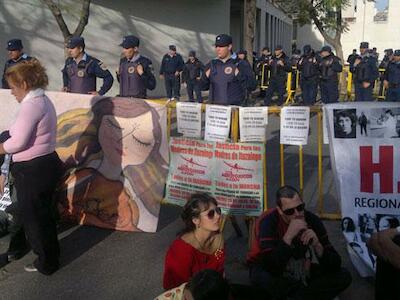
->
[243,0,257,64]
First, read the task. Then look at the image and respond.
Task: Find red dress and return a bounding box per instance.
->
[163,238,225,290]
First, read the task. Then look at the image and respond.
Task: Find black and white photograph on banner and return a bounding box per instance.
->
[375,214,400,232]
[341,217,357,242]
[333,109,357,138]
[360,108,400,138]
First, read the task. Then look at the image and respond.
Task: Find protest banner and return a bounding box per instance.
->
[239,107,268,142]
[280,106,310,145]
[165,137,264,216]
[0,89,168,233]
[204,105,231,142]
[176,102,202,138]
[325,102,400,275]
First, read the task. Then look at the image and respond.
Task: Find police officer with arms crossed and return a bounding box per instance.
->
[351,42,379,101]
[62,36,113,96]
[318,46,343,104]
[297,45,319,105]
[383,50,400,101]
[182,50,204,103]
[160,45,184,101]
[117,35,156,98]
[2,39,33,89]
[201,34,256,106]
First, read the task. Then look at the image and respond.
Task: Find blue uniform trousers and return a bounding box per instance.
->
[301,79,318,105]
[354,82,374,101]
[320,80,339,103]
[264,78,286,105]
[164,74,180,99]
[186,80,202,102]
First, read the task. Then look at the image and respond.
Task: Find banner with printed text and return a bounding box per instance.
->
[326,102,400,275]
[165,137,264,216]
[0,89,168,233]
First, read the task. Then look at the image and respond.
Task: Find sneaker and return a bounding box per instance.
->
[24,263,38,272]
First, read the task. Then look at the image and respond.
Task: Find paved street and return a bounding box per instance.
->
[0,107,374,300]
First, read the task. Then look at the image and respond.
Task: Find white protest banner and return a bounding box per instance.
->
[239,107,268,142]
[204,105,231,142]
[325,102,400,275]
[176,102,202,138]
[280,106,310,145]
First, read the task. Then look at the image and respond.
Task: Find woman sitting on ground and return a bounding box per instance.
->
[163,193,225,290]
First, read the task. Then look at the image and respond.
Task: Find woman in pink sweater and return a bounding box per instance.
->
[0,60,63,275]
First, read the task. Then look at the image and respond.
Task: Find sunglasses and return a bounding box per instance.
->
[282,203,305,216]
[203,207,222,219]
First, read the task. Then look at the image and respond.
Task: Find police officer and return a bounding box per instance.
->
[347,49,358,69]
[383,50,400,101]
[351,42,379,101]
[62,36,113,95]
[160,45,184,100]
[264,45,291,106]
[2,39,33,89]
[182,50,204,102]
[256,47,272,97]
[298,45,319,105]
[378,48,393,97]
[117,35,156,98]
[318,46,343,103]
[201,34,256,106]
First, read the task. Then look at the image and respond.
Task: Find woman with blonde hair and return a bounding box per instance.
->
[0,59,63,274]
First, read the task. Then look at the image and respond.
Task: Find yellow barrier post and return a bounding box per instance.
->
[284,72,293,105]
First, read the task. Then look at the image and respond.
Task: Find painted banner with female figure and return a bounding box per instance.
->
[325,102,400,275]
[0,89,168,233]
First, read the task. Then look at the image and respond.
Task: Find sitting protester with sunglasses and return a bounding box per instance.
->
[247,185,351,299]
[163,193,225,290]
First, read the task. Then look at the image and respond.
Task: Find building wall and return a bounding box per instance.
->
[0,0,230,97]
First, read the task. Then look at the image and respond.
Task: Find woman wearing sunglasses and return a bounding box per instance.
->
[163,193,224,290]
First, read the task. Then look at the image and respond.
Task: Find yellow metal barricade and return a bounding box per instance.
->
[260,64,270,90]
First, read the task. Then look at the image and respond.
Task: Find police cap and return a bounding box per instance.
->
[169,45,177,51]
[6,39,23,51]
[360,42,369,49]
[237,49,247,55]
[120,35,140,48]
[67,36,85,49]
[321,45,332,53]
[385,48,393,55]
[215,34,232,47]
[303,44,312,54]
[394,50,400,57]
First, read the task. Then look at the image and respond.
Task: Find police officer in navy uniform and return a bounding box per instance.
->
[160,45,184,100]
[117,35,156,98]
[182,50,204,102]
[2,39,33,89]
[378,49,393,97]
[62,36,113,95]
[257,47,272,97]
[264,45,291,106]
[298,45,319,105]
[351,42,379,101]
[201,34,256,106]
[318,46,343,104]
[383,50,400,101]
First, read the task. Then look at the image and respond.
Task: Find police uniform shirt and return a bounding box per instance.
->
[118,54,156,98]
[159,53,184,75]
[2,54,33,89]
[350,53,378,83]
[384,61,400,86]
[182,58,204,82]
[62,53,114,95]
[319,54,343,81]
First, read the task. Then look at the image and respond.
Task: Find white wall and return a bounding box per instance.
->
[0,0,230,97]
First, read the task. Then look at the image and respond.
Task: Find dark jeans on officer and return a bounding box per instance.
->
[265,78,286,105]
[301,79,318,105]
[386,86,400,101]
[249,264,352,300]
[11,152,63,275]
[320,80,339,104]
[354,82,374,101]
[164,73,180,99]
[186,80,202,102]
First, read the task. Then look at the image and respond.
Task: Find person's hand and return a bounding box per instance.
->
[380,228,398,241]
[136,64,144,76]
[362,81,371,89]
[234,68,239,76]
[277,60,284,66]
[205,68,211,78]
[0,174,6,196]
[159,74,164,80]
[383,80,389,89]
[354,58,361,66]
[175,71,180,77]
[301,229,319,247]
[283,218,308,245]
[88,91,99,96]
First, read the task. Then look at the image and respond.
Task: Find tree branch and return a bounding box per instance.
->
[73,0,91,36]
[41,0,71,39]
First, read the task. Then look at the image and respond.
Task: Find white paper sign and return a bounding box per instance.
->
[205,105,232,142]
[176,102,202,138]
[239,107,268,142]
[0,187,11,211]
[280,106,310,145]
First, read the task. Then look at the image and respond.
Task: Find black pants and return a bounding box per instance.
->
[264,78,286,105]
[300,79,318,105]
[360,124,367,136]
[186,80,202,102]
[11,152,63,275]
[165,74,180,99]
[375,236,400,300]
[249,264,352,300]
[320,80,339,103]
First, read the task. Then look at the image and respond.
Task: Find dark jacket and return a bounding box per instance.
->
[265,52,291,80]
[298,53,319,81]
[182,58,204,82]
[2,54,33,89]
[350,53,379,84]
[160,53,184,75]
[318,54,343,82]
